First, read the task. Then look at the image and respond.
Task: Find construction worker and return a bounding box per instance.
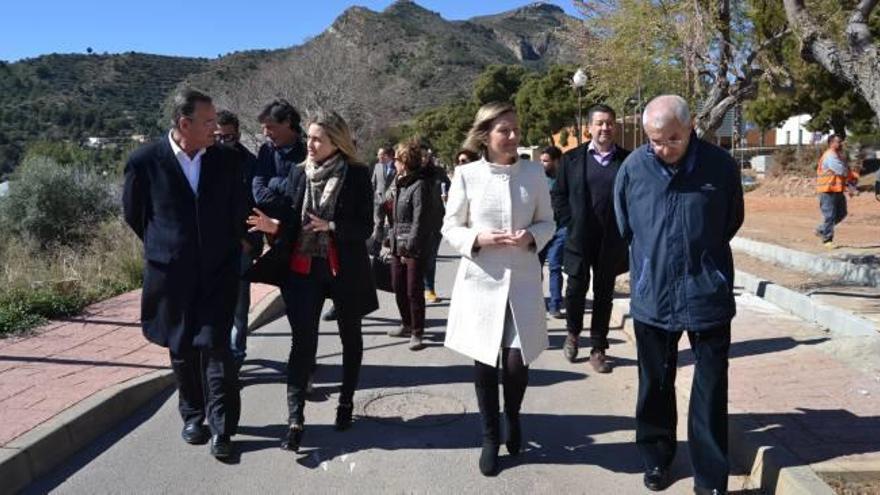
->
[815,134,858,248]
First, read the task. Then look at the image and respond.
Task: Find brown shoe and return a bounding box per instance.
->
[589,349,612,374]
[563,333,578,363]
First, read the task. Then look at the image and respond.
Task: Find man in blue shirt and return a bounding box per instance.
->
[614,95,743,495]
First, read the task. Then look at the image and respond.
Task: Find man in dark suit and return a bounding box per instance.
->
[123,89,247,460]
[552,104,630,374]
[370,146,395,251]
[215,110,259,369]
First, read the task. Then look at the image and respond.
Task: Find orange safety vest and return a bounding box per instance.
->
[816,149,858,193]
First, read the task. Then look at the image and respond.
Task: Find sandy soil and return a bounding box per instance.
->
[743,191,880,257]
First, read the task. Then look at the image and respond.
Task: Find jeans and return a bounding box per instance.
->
[538,227,567,312]
[230,251,254,361]
[634,320,731,491]
[816,192,847,242]
[423,232,442,292]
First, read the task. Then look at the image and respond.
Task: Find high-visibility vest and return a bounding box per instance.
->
[816,149,858,193]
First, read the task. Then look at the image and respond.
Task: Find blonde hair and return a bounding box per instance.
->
[394,140,423,172]
[306,110,363,165]
[461,102,517,157]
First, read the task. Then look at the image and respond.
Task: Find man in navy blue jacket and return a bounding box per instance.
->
[614,95,744,494]
[123,89,247,460]
[252,99,306,218]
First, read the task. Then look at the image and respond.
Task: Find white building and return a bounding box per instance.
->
[775,114,829,146]
[0,181,8,198]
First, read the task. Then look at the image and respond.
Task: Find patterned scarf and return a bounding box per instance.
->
[297,153,347,258]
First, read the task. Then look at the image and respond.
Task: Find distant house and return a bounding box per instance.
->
[85,137,110,148]
[0,181,9,198]
[130,134,148,143]
[775,114,829,146]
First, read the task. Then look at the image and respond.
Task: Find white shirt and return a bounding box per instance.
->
[168,131,205,194]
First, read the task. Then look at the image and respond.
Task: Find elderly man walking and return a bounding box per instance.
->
[614,95,744,494]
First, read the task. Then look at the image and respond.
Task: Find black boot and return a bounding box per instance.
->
[335,402,353,431]
[505,410,521,456]
[475,382,500,476]
[280,423,304,452]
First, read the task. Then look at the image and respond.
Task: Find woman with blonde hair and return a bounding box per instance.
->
[247,110,377,452]
[442,102,555,475]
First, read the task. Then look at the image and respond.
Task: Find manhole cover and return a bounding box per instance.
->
[361,390,466,428]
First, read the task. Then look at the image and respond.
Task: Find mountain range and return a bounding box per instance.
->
[0,1,581,175]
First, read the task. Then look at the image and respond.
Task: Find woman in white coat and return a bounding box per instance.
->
[441,102,555,476]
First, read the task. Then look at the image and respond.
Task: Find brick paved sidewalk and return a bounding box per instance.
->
[0,284,277,447]
[617,293,880,478]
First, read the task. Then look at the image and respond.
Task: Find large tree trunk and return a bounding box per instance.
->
[782,0,880,119]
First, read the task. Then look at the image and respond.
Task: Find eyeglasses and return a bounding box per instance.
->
[215,133,237,143]
[649,138,685,149]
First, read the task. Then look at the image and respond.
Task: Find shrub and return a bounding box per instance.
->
[0,156,117,248]
[0,218,142,336]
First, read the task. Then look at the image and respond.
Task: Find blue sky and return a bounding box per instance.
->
[0,1,578,62]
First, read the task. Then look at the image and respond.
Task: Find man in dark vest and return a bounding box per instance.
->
[123,89,247,460]
[552,104,630,374]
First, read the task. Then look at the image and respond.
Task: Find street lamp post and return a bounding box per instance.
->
[572,68,588,146]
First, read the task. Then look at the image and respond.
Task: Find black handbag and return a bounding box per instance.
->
[243,244,290,287]
[370,251,393,293]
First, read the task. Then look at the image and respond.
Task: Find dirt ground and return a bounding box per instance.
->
[743,185,880,257]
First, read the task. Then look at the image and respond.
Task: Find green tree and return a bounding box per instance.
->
[515,65,580,146]
[472,65,530,105]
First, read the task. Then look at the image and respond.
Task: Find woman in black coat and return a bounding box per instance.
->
[247,110,378,452]
[387,141,433,350]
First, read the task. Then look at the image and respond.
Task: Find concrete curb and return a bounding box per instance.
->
[609,300,836,494]
[732,236,880,288]
[0,288,285,495]
[735,269,876,336]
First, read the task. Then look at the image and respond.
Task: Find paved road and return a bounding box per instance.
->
[27,247,762,494]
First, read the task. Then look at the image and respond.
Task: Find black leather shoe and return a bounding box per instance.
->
[694,487,725,495]
[644,466,671,491]
[281,423,304,452]
[321,306,337,321]
[335,403,353,431]
[210,434,232,459]
[181,422,210,445]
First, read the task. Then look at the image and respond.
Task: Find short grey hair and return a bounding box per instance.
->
[170,89,212,129]
[642,95,691,129]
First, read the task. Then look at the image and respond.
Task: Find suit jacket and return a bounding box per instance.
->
[252,159,379,319]
[552,142,630,278]
[371,161,396,205]
[123,137,247,353]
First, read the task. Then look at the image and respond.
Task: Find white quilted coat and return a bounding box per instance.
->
[441,159,555,366]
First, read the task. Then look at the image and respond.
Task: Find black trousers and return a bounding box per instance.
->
[280,258,364,425]
[634,320,731,490]
[565,257,617,351]
[170,347,240,437]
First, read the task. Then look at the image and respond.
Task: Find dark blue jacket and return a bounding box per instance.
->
[613,135,744,332]
[252,140,306,218]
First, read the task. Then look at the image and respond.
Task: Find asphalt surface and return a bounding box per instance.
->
[25,246,754,494]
